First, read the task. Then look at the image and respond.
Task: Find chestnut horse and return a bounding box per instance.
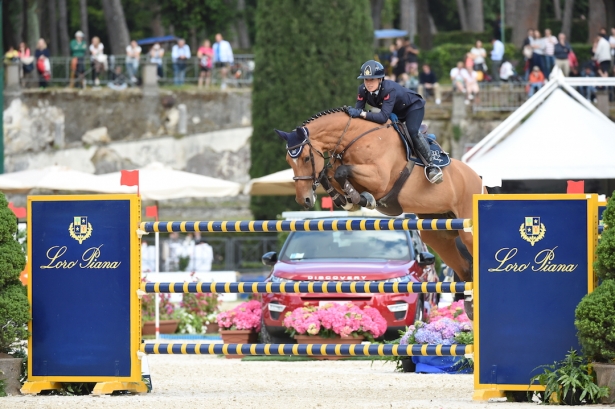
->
[275,108,484,307]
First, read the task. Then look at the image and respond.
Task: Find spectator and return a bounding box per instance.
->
[531,30,546,75]
[418,64,441,105]
[528,66,545,97]
[213,33,234,89]
[405,40,419,73]
[554,33,572,76]
[465,65,480,101]
[89,36,106,87]
[543,29,557,75]
[171,38,191,85]
[490,37,504,86]
[388,44,398,79]
[470,40,487,73]
[450,61,469,103]
[108,66,127,91]
[405,67,420,92]
[18,42,34,83]
[499,59,516,83]
[69,31,87,88]
[4,46,19,64]
[580,64,597,101]
[522,28,535,80]
[149,43,165,79]
[35,38,51,89]
[393,38,406,79]
[599,27,609,40]
[610,27,615,67]
[125,40,142,84]
[197,39,214,88]
[593,34,612,77]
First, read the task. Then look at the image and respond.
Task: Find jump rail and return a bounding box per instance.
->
[141,281,473,294]
[141,343,474,356]
[139,218,473,233]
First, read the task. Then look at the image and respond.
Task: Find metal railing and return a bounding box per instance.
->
[14,54,255,88]
[472,83,529,112]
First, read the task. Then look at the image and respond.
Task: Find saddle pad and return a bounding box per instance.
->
[396,127,451,168]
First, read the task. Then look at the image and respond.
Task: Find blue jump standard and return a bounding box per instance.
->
[139,218,472,233]
[141,343,474,356]
[141,281,473,294]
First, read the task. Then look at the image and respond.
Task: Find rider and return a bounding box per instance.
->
[347,60,443,184]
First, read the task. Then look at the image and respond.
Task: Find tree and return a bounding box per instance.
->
[399,0,416,42]
[561,0,574,39]
[79,0,89,44]
[456,0,469,31]
[250,0,373,220]
[416,0,432,50]
[47,0,58,55]
[588,0,606,42]
[57,0,69,55]
[455,0,483,32]
[235,0,251,49]
[159,0,238,43]
[511,0,540,46]
[101,0,130,54]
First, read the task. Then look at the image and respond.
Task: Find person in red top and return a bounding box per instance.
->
[197,39,214,88]
[528,66,545,97]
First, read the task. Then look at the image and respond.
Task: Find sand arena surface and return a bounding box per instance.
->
[1,355,545,409]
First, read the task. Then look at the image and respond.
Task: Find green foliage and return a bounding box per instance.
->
[595,194,615,280]
[454,331,473,345]
[530,350,609,405]
[543,19,589,44]
[178,255,190,272]
[575,279,615,363]
[0,377,5,397]
[159,0,239,41]
[250,0,373,219]
[432,30,513,47]
[0,284,30,354]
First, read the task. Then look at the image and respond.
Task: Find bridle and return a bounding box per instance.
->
[286,113,390,193]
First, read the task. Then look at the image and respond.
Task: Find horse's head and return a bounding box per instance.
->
[275,127,326,209]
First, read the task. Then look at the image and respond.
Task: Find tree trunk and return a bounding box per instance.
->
[57,0,69,56]
[79,0,89,44]
[22,0,28,46]
[27,0,39,52]
[400,0,417,41]
[101,0,130,55]
[189,27,197,52]
[511,0,540,46]
[505,0,515,31]
[561,0,574,38]
[466,0,484,32]
[553,0,562,20]
[456,0,469,31]
[47,0,58,56]
[235,0,251,49]
[606,0,615,34]
[416,0,431,50]
[371,0,384,30]
[150,2,164,37]
[588,0,606,42]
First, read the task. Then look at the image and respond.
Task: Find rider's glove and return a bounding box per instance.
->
[347,107,363,118]
[389,113,399,123]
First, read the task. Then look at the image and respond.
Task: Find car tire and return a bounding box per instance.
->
[259,316,294,344]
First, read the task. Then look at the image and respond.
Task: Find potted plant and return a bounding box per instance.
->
[282,302,387,359]
[216,300,261,358]
[141,284,179,335]
[530,350,609,405]
[178,273,221,334]
[575,195,615,403]
[0,194,28,396]
[390,300,473,373]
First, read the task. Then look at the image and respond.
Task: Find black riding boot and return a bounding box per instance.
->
[410,133,443,184]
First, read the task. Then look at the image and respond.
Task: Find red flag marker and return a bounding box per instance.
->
[321,197,333,212]
[145,205,158,221]
[120,170,140,196]
[566,180,584,194]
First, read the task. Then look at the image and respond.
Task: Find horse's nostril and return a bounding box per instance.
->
[305,197,311,206]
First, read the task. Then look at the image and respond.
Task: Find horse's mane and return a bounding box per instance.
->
[301,107,348,126]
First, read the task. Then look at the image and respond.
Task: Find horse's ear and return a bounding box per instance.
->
[274,129,289,141]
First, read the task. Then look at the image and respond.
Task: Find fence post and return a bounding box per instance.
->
[596,90,609,117]
[142,63,159,95]
[5,63,20,93]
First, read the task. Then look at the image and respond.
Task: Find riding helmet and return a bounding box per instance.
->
[357,60,385,79]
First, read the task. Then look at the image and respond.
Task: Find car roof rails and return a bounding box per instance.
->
[281,209,417,221]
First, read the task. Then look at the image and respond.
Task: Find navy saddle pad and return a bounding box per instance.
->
[397,129,451,168]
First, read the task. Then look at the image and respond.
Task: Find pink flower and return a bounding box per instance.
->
[216,300,261,331]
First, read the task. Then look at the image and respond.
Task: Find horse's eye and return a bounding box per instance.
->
[304,157,311,163]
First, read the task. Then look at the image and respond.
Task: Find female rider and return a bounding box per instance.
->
[347,60,443,184]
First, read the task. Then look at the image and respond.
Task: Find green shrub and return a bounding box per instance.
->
[431,29,513,46]
[575,280,615,362]
[594,192,615,281]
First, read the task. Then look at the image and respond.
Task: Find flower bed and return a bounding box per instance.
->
[216,300,262,331]
[283,302,387,341]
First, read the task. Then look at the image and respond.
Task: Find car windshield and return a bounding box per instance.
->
[279,229,411,261]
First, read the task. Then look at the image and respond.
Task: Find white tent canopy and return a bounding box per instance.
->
[463,78,615,181]
[95,162,241,200]
[243,168,326,196]
[0,166,104,194]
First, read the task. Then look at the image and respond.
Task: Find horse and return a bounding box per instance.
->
[275,107,485,317]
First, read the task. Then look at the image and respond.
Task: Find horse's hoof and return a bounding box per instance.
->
[360,192,376,210]
[464,298,474,321]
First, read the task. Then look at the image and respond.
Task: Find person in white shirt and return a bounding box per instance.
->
[89,36,106,86]
[464,65,479,101]
[469,40,487,73]
[490,37,504,85]
[149,43,165,79]
[172,38,191,85]
[531,30,546,75]
[450,61,470,103]
[543,29,557,76]
[499,60,515,82]
[213,33,234,89]
[125,40,142,83]
[608,27,615,67]
[593,34,612,75]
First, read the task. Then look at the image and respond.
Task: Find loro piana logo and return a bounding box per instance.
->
[519,216,545,246]
[69,216,93,244]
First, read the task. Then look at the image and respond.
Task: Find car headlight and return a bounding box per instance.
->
[384,275,411,283]
[270,275,293,283]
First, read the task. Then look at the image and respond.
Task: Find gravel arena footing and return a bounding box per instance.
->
[1,355,547,409]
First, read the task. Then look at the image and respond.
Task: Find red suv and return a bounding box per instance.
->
[260,217,438,342]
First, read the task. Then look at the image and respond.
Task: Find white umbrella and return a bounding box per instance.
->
[95,162,241,200]
[0,166,104,194]
[243,168,326,196]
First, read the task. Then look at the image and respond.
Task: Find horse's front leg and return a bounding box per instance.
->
[334,164,384,210]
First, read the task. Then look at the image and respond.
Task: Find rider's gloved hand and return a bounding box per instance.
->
[347,108,363,118]
[389,113,399,123]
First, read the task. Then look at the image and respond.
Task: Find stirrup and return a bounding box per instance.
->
[425,165,443,184]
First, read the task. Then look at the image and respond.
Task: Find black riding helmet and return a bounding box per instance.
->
[357,60,385,79]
